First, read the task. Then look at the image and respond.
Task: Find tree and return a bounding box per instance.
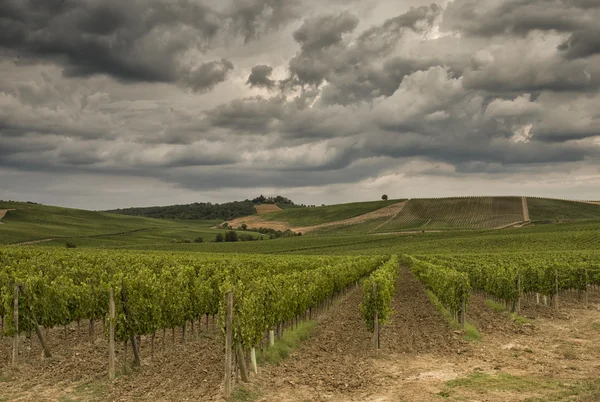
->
[241,223,248,230]
[381,194,388,200]
[215,233,224,242]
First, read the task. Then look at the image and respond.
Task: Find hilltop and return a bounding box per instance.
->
[105,195,299,220]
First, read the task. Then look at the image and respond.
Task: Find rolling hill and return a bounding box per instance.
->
[227,196,600,235]
[0,201,258,246]
[2,196,600,247]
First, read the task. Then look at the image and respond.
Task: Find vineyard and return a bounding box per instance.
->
[1,245,600,400]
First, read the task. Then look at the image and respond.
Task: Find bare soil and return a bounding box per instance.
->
[2,270,599,401]
[254,204,282,215]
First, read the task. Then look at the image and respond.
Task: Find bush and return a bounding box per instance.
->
[65,242,77,248]
[224,230,238,242]
[194,237,204,243]
[241,223,248,230]
[215,233,224,242]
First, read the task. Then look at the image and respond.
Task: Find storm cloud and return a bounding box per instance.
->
[1,0,599,209]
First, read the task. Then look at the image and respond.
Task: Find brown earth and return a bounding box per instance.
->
[0,209,15,224]
[254,204,282,215]
[254,269,600,402]
[227,215,291,231]
[2,270,600,401]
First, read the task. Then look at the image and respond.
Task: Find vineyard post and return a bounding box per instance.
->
[12,283,19,368]
[120,288,140,367]
[109,288,115,381]
[89,319,95,344]
[554,269,559,311]
[269,329,275,347]
[459,297,466,329]
[584,268,589,307]
[236,344,249,383]
[516,273,522,315]
[250,347,258,374]
[372,282,379,351]
[224,291,233,399]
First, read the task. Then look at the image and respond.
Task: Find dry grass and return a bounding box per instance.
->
[254,204,282,215]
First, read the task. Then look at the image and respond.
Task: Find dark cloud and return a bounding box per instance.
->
[0,0,303,89]
[558,29,600,60]
[228,0,302,43]
[181,59,234,93]
[1,0,600,206]
[293,11,359,52]
[247,65,275,88]
[441,0,599,37]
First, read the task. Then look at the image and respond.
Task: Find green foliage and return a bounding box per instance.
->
[258,321,317,366]
[106,200,257,220]
[0,248,384,347]
[360,256,399,332]
[404,255,471,313]
[527,198,600,221]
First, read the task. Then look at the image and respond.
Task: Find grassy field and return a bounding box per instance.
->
[260,199,403,226]
[0,201,259,245]
[3,198,600,252]
[527,198,600,221]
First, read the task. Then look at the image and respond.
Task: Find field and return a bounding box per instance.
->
[0,201,261,246]
[2,197,600,401]
[527,197,600,221]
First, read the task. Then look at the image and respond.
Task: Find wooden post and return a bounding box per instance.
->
[12,284,19,367]
[584,268,589,307]
[89,319,95,344]
[236,344,249,383]
[372,282,379,350]
[554,269,559,311]
[109,288,115,381]
[516,273,521,315]
[224,292,233,399]
[459,297,466,329]
[120,288,140,366]
[250,347,258,374]
[32,312,51,358]
[269,329,275,346]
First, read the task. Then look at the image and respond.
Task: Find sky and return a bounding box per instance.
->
[0,0,599,210]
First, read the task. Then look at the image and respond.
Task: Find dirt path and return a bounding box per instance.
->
[11,238,55,245]
[256,266,465,401]
[522,196,530,221]
[0,208,15,224]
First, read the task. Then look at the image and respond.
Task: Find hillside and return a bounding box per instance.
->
[527,198,600,221]
[261,199,403,226]
[0,201,256,245]
[106,195,299,220]
[227,199,404,232]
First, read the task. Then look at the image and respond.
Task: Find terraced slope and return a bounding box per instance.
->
[371,197,524,232]
[527,198,600,221]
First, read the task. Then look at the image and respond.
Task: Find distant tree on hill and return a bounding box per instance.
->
[381,194,388,200]
[241,223,247,230]
[215,233,224,242]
